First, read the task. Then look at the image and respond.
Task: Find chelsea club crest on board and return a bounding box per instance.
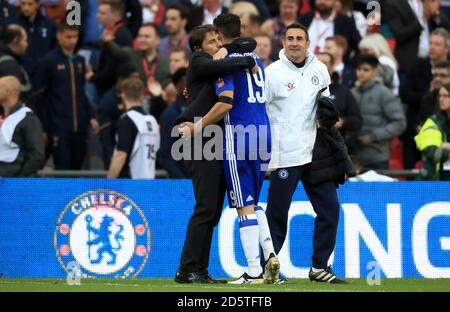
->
[54,190,150,278]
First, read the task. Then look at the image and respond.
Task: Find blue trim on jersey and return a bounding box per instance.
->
[239,219,258,228]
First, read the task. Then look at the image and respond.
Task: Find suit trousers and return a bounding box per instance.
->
[265,163,340,270]
[179,158,226,273]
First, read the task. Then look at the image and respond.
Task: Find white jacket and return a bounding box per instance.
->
[265,49,330,170]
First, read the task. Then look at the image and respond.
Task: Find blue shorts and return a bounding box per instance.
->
[222,153,269,209]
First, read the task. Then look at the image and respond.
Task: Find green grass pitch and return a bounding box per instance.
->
[0,278,449,292]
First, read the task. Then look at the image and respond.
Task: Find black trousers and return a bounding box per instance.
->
[266,164,340,270]
[179,158,226,273]
[51,131,88,170]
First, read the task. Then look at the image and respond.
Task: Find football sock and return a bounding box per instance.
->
[254,206,275,261]
[239,213,262,278]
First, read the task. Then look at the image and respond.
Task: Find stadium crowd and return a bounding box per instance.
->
[0,0,450,180]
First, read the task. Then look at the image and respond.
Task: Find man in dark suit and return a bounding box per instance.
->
[299,0,361,57]
[186,0,228,32]
[383,0,450,75]
[174,24,257,284]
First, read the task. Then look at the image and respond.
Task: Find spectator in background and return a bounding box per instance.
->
[383,0,449,76]
[335,0,367,38]
[358,33,400,95]
[186,0,228,32]
[324,35,356,87]
[419,61,450,125]
[161,47,190,106]
[33,24,99,170]
[229,0,259,17]
[239,13,261,38]
[169,47,190,75]
[107,77,160,179]
[231,0,271,22]
[135,23,171,119]
[98,63,140,169]
[136,23,171,87]
[0,76,45,177]
[351,54,406,171]
[157,4,190,57]
[415,83,450,180]
[299,0,361,56]
[158,67,190,178]
[255,32,272,67]
[261,0,300,61]
[140,0,166,26]
[90,0,133,97]
[0,0,16,26]
[0,24,32,105]
[401,27,450,169]
[317,51,361,154]
[9,0,56,81]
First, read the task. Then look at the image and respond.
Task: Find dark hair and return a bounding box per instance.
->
[245,13,262,26]
[1,24,25,45]
[282,22,309,41]
[100,0,125,17]
[166,4,189,19]
[356,54,379,68]
[57,22,80,33]
[213,13,241,39]
[170,47,190,61]
[140,22,161,37]
[189,24,217,51]
[172,67,187,85]
[317,52,335,66]
[435,60,450,70]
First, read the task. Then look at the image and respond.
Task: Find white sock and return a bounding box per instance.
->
[312,267,324,273]
[255,206,275,261]
[238,214,262,277]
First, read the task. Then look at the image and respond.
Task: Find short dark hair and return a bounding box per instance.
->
[317,52,335,66]
[213,13,241,39]
[282,23,309,41]
[100,0,125,17]
[57,22,80,33]
[356,54,379,68]
[140,23,161,37]
[244,13,262,26]
[1,24,26,45]
[189,24,217,51]
[166,4,189,19]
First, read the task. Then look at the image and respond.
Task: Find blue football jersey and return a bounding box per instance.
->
[215,52,271,153]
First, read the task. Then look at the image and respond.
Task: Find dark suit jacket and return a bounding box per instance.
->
[383,0,423,72]
[186,6,229,32]
[299,11,361,57]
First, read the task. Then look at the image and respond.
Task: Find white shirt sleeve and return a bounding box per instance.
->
[265,74,273,107]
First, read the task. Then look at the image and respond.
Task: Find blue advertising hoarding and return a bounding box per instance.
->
[0,179,449,279]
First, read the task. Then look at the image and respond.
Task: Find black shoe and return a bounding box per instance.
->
[308,266,348,284]
[200,272,228,284]
[174,270,227,284]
